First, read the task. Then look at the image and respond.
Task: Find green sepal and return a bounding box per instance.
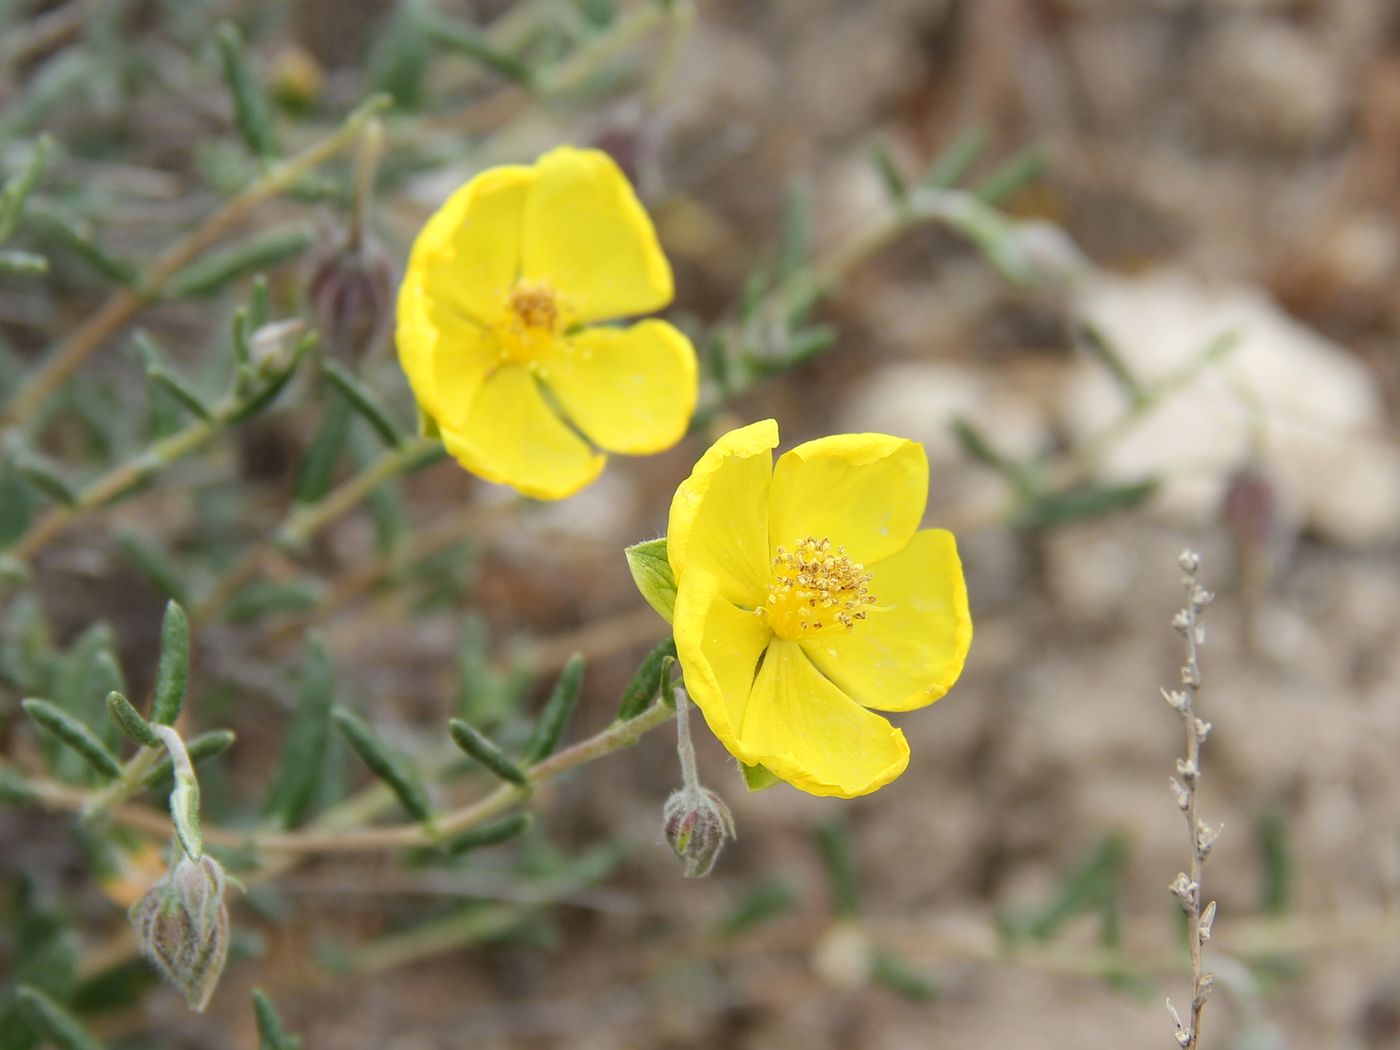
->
[624,537,676,624]
[740,762,780,792]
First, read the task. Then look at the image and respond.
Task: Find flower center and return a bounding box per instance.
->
[496,279,561,363]
[759,536,876,641]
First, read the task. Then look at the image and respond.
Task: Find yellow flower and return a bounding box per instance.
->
[668,419,972,798]
[396,146,698,500]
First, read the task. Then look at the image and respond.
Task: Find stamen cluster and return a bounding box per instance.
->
[761,536,875,638]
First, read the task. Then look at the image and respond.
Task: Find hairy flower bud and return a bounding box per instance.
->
[662,785,735,878]
[129,855,231,1012]
[307,232,394,361]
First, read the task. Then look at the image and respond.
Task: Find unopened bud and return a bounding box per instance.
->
[129,855,231,1012]
[307,231,394,361]
[249,319,306,379]
[662,785,736,878]
[1178,549,1200,574]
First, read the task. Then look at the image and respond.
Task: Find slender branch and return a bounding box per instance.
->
[2,94,390,430]
[9,699,676,857]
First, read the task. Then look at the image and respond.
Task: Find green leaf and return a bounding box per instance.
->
[168,763,203,860]
[932,192,1035,286]
[921,125,988,190]
[1014,478,1158,531]
[714,876,796,938]
[448,719,529,787]
[146,365,214,422]
[114,531,189,604]
[21,699,121,779]
[1008,833,1129,942]
[815,819,861,918]
[427,14,535,85]
[140,730,236,793]
[105,691,160,748]
[334,707,433,822]
[27,203,137,284]
[871,951,940,1002]
[0,135,49,242]
[262,635,335,828]
[0,767,38,804]
[624,538,676,623]
[740,762,780,791]
[971,143,1049,206]
[520,654,583,764]
[14,985,107,1050]
[165,224,311,297]
[867,138,906,202]
[778,179,812,281]
[950,417,1023,481]
[1077,323,1146,407]
[151,600,190,725]
[615,637,675,721]
[296,399,353,503]
[1257,809,1291,916]
[0,248,49,275]
[321,359,404,448]
[13,453,77,507]
[224,580,322,624]
[215,23,279,161]
[251,988,302,1050]
[442,813,532,856]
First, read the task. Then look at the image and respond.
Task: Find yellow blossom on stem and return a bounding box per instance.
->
[396,146,698,499]
[667,419,973,798]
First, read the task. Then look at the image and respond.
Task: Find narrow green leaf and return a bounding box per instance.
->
[715,876,796,938]
[335,707,432,822]
[933,192,1035,286]
[295,398,352,503]
[1015,833,1129,941]
[114,530,189,604]
[442,812,532,856]
[921,125,989,189]
[1,766,39,804]
[1014,478,1158,532]
[448,718,528,787]
[321,359,404,448]
[520,654,583,763]
[815,819,860,918]
[780,323,838,364]
[971,143,1049,205]
[0,248,48,275]
[14,984,107,1050]
[0,135,49,242]
[165,224,311,297]
[868,139,906,201]
[1077,323,1146,406]
[427,15,535,85]
[778,179,811,281]
[224,579,322,624]
[140,729,236,792]
[252,988,302,1050]
[13,453,77,506]
[950,417,1020,478]
[27,203,137,284]
[146,366,214,422]
[151,600,190,725]
[624,538,676,623]
[216,23,279,160]
[871,951,940,1002]
[21,699,121,779]
[615,637,675,720]
[262,636,334,827]
[1257,809,1291,916]
[106,692,160,748]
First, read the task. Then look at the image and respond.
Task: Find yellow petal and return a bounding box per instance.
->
[542,320,698,454]
[673,567,773,758]
[407,164,534,325]
[667,419,777,607]
[439,364,604,500]
[395,272,497,431]
[802,529,972,712]
[740,639,910,798]
[769,434,927,565]
[521,147,673,324]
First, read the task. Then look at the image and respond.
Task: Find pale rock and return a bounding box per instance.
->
[1061,270,1400,545]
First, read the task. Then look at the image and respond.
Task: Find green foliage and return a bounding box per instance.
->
[215,23,279,161]
[815,818,861,918]
[335,706,433,822]
[263,636,335,828]
[520,654,584,763]
[449,718,529,786]
[21,699,122,780]
[14,985,106,1050]
[442,812,533,856]
[152,600,191,725]
[252,988,303,1050]
[615,638,676,720]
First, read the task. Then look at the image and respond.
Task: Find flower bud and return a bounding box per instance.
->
[307,232,394,362]
[662,785,735,878]
[129,855,231,1012]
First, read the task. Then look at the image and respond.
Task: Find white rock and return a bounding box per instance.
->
[1062,270,1400,545]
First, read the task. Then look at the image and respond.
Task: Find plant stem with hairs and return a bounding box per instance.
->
[1164,550,1219,1048]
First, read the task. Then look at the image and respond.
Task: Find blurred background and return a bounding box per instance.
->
[2,0,1400,1046]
